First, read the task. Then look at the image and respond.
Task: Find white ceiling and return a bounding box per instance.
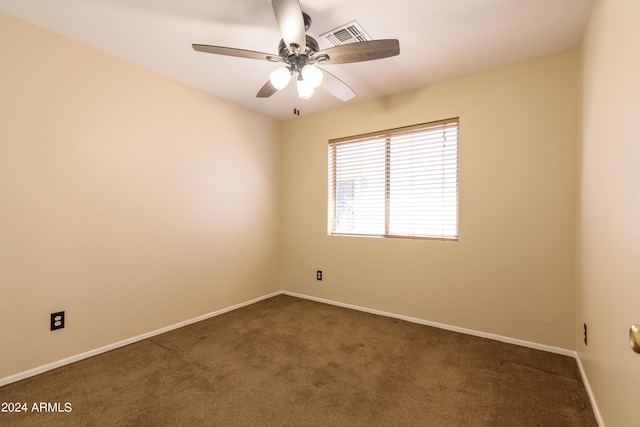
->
[0,0,594,121]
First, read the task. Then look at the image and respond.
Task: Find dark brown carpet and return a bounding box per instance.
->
[0,295,596,426]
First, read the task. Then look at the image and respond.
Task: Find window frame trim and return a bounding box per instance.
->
[327,117,459,241]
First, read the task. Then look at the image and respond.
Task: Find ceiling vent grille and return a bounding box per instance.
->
[320,21,371,47]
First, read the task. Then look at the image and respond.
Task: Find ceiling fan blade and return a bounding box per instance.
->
[313,40,400,64]
[192,44,279,61]
[271,0,306,52]
[256,80,278,98]
[320,69,356,101]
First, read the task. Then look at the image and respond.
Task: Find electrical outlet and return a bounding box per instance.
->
[583,323,588,346]
[51,311,65,331]
[316,270,322,281]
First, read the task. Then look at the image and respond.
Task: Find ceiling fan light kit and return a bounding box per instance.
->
[268,62,321,97]
[301,64,323,87]
[269,67,292,90]
[296,78,315,99]
[192,0,400,102]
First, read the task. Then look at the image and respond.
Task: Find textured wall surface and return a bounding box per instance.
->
[578,0,640,425]
[281,50,579,351]
[0,12,282,380]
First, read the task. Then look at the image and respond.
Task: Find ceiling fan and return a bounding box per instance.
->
[192,0,400,102]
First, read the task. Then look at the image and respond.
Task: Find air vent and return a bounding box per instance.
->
[320,21,371,47]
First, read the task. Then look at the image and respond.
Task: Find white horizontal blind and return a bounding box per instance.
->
[328,118,458,239]
[329,136,387,235]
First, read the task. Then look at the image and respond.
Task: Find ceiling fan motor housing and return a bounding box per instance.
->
[278,35,320,58]
[302,12,312,31]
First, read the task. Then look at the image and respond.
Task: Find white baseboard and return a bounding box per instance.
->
[2,287,602,427]
[283,291,608,424]
[282,291,576,357]
[575,353,604,426]
[0,291,281,387]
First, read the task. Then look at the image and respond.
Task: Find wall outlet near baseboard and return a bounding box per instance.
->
[51,311,65,331]
[583,323,587,345]
[316,270,322,281]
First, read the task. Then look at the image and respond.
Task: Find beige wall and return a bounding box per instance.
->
[0,12,281,380]
[281,50,579,350]
[578,0,640,425]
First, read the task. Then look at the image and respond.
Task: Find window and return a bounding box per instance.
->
[328,118,459,240]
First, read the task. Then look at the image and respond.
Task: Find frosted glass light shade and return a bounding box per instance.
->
[301,65,323,88]
[269,67,291,90]
[297,79,314,99]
